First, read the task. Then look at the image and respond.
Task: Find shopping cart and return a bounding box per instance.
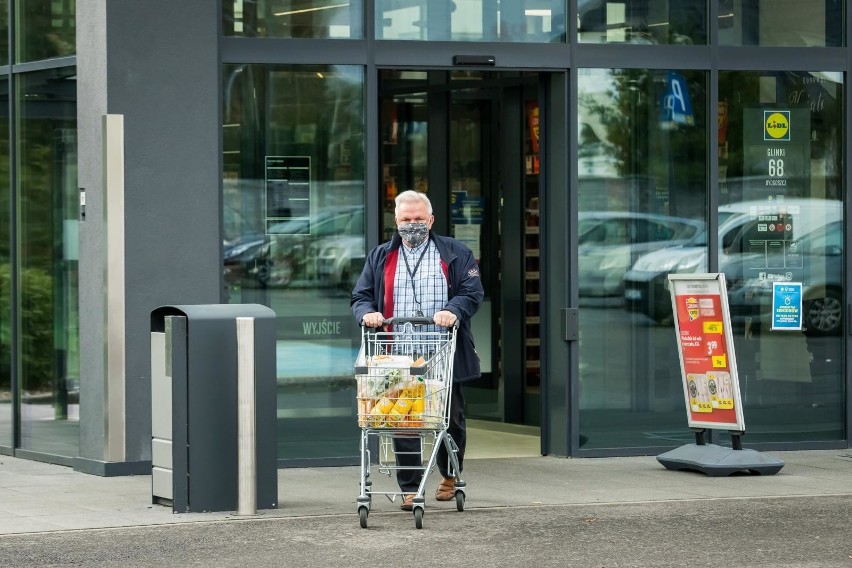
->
[354,317,465,529]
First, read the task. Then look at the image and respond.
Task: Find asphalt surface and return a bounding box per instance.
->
[1,495,851,567]
[1,450,852,567]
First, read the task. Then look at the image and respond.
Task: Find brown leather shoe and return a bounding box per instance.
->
[435,477,455,501]
[400,494,414,511]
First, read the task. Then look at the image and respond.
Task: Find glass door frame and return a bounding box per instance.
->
[566,4,850,457]
[221,31,576,455]
[376,69,556,431]
[222,2,852,459]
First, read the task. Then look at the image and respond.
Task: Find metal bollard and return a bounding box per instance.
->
[236,317,257,515]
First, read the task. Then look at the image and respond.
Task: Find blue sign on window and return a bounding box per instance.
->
[771,282,802,331]
[660,72,695,127]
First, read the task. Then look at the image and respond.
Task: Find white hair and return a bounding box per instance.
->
[394,190,433,216]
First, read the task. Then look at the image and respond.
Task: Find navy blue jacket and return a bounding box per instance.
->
[351,232,484,382]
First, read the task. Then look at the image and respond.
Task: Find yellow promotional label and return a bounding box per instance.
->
[711,354,727,368]
[690,400,713,413]
[703,321,723,334]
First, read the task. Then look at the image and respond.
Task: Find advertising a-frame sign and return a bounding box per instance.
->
[669,273,745,432]
[657,273,783,476]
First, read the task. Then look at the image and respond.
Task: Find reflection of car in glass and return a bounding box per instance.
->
[623,199,843,324]
[313,234,365,292]
[623,210,744,321]
[727,221,843,336]
[223,232,266,284]
[223,205,364,289]
[578,211,704,297]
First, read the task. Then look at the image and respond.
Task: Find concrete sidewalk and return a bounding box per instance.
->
[0,449,850,535]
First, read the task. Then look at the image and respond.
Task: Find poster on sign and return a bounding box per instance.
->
[668,273,745,432]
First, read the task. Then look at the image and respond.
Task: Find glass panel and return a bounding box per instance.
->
[578,0,706,45]
[718,71,844,443]
[224,0,363,38]
[17,67,79,456]
[377,70,544,431]
[224,64,365,461]
[377,0,566,42]
[0,0,9,65]
[0,78,8,448]
[719,0,843,47]
[15,0,76,63]
[578,68,708,449]
[378,71,428,241]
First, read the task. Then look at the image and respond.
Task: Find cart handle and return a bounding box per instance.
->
[382,316,434,326]
[361,316,459,328]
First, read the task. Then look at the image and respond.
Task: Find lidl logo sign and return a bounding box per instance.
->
[764,110,790,141]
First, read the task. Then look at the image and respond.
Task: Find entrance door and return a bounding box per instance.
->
[378,70,543,455]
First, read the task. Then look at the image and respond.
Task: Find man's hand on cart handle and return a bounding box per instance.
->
[362,312,386,327]
[433,310,457,327]
[362,312,459,328]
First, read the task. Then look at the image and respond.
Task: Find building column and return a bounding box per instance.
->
[76,0,222,475]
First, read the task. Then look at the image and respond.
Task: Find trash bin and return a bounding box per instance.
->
[150,304,278,513]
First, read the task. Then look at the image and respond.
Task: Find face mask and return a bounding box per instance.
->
[398,222,429,247]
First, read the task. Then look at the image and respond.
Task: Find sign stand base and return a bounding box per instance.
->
[657,443,784,477]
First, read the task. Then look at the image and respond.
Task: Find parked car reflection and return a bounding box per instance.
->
[312,233,365,292]
[579,211,704,298]
[623,199,843,325]
[727,220,843,336]
[623,210,745,321]
[223,205,364,289]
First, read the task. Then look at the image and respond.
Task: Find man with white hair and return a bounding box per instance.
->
[352,190,484,510]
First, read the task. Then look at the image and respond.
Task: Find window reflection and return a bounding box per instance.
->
[719,0,843,47]
[0,0,8,65]
[578,0,706,45]
[578,68,708,449]
[719,71,844,443]
[0,82,8,448]
[15,0,76,63]
[223,64,365,461]
[223,0,363,38]
[377,0,566,42]
[17,68,79,456]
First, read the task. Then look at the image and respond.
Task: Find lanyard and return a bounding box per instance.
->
[400,243,430,317]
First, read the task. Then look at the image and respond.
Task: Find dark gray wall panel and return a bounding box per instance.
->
[107,0,222,461]
[78,0,221,465]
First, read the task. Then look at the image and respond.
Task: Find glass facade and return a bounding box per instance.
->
[15,0,76,63]
[224,0,364,38]
[223,64,365,460]
[0,0,7,65]
[717,70,844,443]
[718,0,843,47]
[16,68,79,456]
[578,68,708,449]
[377,0,566,42]
[0,78,8,448]
[578,0,707,44]
[7,1,852,467]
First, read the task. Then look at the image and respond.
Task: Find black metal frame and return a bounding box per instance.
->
[220,1,852,459]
